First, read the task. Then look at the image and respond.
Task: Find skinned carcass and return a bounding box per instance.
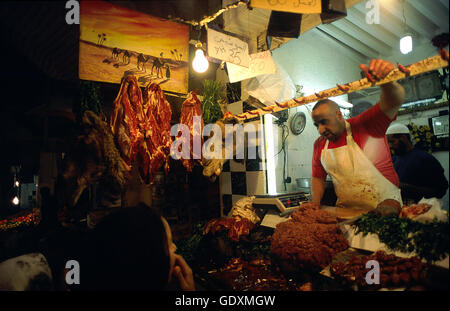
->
[177,91,204,172]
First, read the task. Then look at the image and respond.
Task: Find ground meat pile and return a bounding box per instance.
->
[270,203,349,270]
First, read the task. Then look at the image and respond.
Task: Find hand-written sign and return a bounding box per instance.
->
[250,0,322,14]
[226,51,276,83]
[207,28,250,68]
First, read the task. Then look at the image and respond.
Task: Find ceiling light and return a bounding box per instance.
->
[192,43,209,73]
[400,34,413,54]
[399,0,412,55]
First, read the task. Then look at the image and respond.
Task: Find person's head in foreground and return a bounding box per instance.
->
[80,203,194,291]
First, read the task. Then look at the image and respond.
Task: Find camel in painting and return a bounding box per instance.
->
[151,52,166,78]
[112,47,121,60]
[137,53,150,72]
[122,50,131,65]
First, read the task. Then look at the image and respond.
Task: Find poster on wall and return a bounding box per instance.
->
[79,0,189,94]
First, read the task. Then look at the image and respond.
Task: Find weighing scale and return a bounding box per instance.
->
[253,192,309,228]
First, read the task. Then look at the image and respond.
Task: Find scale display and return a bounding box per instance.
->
[253,192,309,213]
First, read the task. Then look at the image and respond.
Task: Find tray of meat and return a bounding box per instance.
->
[327,250,430,290]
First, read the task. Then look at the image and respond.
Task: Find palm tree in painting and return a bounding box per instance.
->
[97,34,102,45]
[179,53,182,61]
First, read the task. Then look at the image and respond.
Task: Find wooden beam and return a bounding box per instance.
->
[408,0,449,32]
[345,8,399,49]
[333,18,393,56]
[352,2,421,41]
[317,23,380,59]
[439,0,449,10]
[312,28,368,64]
[379,0,439,40]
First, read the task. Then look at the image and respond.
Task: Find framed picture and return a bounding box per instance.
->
[79,0,189,94]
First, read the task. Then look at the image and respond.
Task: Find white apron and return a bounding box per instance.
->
[321,121,402,210]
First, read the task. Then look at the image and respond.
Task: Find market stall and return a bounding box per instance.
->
[0,0,449,293]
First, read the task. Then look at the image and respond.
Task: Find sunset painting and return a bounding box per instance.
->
[79,0,189,94]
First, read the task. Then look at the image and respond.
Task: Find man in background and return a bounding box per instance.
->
[386,121,448,203]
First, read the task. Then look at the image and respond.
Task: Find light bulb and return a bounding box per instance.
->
[12,196,19,205]
[192,48,209,73]
[15,181,19,187]
[400,35,412,54]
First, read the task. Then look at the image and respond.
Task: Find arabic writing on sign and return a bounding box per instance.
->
[207,28,250,67]
[226,51,276,83]
[250,0,321,13]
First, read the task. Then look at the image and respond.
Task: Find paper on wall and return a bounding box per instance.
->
[226,51,276,83]
[207,28,250,67]
[250,0,322,14]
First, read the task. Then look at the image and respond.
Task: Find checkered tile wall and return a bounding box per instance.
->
[219,119,267,216]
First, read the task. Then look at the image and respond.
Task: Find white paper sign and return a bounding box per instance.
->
[226,51,276,83]
[207,28,250,67]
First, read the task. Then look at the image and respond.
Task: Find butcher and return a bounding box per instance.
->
[310,59,405,216]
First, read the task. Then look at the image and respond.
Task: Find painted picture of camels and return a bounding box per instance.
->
[79,0,189,94]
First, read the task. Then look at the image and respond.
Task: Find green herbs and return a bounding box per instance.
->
[201,80,225,124]
[74,81,104,123]
[353,213,449,262]
[175,222,205,263]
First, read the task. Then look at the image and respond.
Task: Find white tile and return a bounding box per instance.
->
[246,171,266,195]
[228,101,243,115]
[219,172,232,195]
[230,159,246,172]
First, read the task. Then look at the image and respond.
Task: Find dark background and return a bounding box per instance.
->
[0,0,224,218]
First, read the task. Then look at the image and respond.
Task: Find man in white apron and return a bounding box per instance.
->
[310,59,405,215]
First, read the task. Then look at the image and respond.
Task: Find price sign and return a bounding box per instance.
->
[226,51,276,83]
[250,0,322,14]
[207,28,250,67]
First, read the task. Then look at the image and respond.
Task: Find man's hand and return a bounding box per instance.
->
[360,59,395,81]
[173,254,195,291]
[360,59,405,120]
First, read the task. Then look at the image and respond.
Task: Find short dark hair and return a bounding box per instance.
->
[312,99,338,111]
[80,203,170,290]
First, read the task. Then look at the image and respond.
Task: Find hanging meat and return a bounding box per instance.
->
[141,82,173,183]
[109,75,145,166]
[178,91,204,172]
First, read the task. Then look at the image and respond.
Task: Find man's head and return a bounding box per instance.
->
[311,99,346,141]
[386,122,413,155]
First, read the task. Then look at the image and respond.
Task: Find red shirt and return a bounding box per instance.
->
[312,103,399,186]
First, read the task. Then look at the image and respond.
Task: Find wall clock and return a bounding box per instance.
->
[290,111,306,135]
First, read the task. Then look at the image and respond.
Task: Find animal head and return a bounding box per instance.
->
[61,111,129,207]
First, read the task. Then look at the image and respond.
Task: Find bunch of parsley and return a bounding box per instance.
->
[353,213,449,262]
